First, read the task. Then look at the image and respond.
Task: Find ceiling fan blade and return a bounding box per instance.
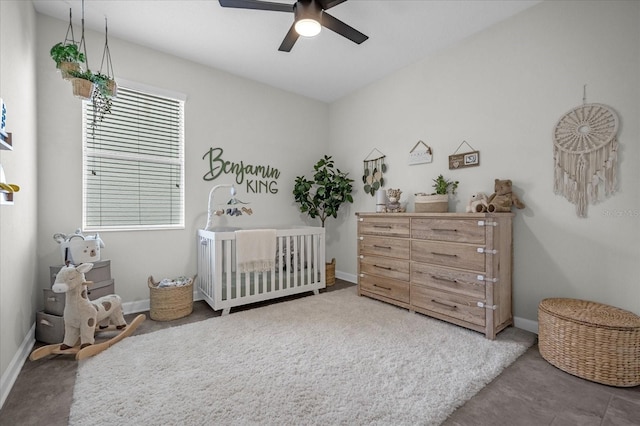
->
[321,12,368,44]
[318,0,347,10]
[278,24,300,52]
[218,0,294,13]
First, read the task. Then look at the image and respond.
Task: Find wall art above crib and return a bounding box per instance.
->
[202,147,281,194]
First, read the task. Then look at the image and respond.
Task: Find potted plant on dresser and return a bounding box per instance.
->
[415,174,459,213]
[293,155,354,286]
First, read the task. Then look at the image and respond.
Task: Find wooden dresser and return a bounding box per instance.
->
[356,213,514,339]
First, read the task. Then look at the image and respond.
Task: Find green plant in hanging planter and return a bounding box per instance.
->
[50,42,85,79]
[92,72,117,98]
[66,70,113,125]
[432,174,459,195]
[50,42,86,65]
[293,155,354,228]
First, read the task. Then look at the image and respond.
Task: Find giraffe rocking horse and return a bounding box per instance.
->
[30,262,145,361]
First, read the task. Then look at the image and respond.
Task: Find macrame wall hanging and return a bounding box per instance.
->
[553,87,619,217]
[362,148,386,196]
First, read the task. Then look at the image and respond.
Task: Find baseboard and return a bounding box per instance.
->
[122,289,201,315]
[335,270,357,284]
[122,299,150,315]
[514,316,538,335]
[0,323,35,410]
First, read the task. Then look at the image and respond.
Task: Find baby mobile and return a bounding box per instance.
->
[362,148,387,196]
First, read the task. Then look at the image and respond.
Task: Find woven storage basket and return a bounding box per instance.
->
[414,194,448,213]
[538,298,640,387]
[148,275,195,321]
[326,258,336,287]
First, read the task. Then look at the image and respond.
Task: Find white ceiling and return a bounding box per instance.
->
[32,0,540,103]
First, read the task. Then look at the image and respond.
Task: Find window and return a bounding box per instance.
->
[83,83,185,231]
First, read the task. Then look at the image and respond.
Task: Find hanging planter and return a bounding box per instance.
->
[50,42,85,80]
[49,10,85,80]
[71,76,94,100]
[57,60,82,80]
[98,17,118,99]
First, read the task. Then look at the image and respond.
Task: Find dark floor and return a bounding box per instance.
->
[1,280,638,426]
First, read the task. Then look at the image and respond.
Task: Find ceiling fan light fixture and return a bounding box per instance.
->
[295,18,321,37]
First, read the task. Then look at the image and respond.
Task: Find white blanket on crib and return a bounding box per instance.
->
[235,229,277,273]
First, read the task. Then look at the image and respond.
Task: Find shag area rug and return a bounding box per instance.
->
[70,288,534,425]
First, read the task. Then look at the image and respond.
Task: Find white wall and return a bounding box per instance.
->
[36,14,329,304]
[0,1,39,403]
[328,0,640,322]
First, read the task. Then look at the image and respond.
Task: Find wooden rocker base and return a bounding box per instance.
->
[30,314,146,361]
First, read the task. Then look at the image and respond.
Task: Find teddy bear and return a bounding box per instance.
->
[384,188,405,213]
[487,179,525,212]
[466,192,489,213]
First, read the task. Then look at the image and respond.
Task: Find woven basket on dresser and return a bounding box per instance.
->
[148,275,195,321]
[538,298,640,387]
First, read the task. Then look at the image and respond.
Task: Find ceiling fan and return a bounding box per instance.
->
[218,0,368,52]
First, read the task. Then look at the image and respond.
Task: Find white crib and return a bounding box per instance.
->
[197,226,326,315]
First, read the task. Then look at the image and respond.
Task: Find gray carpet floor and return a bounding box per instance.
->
[1,280,638,426]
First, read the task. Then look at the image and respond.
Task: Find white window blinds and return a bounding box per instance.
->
[83,86,185,231]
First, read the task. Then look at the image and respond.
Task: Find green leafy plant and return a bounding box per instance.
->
[293,155,354,228]
[67,70,114,127]
[49,42,85,65]
[67,68,94,81]
[91,73,115,97]
[432,174,459,195]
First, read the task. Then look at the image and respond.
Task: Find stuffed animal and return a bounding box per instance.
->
[384,188,405,213]
[466,192,489,213]
[487,179,525,212]
[52,263,126,349]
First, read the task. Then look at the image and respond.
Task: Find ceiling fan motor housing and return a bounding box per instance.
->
[295,0,323,29]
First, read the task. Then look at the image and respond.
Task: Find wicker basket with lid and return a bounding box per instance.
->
[538,298,640,387]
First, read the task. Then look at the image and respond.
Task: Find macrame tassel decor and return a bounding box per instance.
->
[553,103,619,217]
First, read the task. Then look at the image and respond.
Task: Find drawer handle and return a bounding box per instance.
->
[373,245,392,250]
[374,264,393,271]
[373,225,393,229]
[432,228,458,232]
[431,299,458,310]
[46,297,57,302]
[431,252,458,258]
[431,275,458,284]
[374,283,392,291]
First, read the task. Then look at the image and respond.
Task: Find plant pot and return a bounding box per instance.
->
[71,78,94,100]
[414,194,449,213]
[325,258,336,287]
[57,61,80,80]
[105,79,118,97]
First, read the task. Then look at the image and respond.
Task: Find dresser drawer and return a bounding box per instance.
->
[360,274,410,304]
[411,286,485,327]
[411,240,485,271]
[360,255,409,282]
[360,235,410,260]
[411,218,485,244]
[359,217,410,238]
[411,263,485,299]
